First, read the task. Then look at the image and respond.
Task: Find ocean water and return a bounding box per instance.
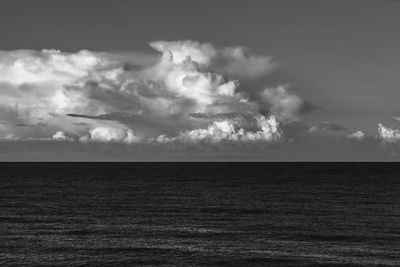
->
[0,163,399,266]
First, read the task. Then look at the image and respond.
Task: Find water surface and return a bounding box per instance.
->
[0,163,399,266]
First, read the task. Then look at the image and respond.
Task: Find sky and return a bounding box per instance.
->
[1,0,400,161]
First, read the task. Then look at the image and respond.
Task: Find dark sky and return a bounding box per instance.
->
[1,0,400,160]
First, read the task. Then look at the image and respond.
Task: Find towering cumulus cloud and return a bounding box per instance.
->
[0,40,305,144]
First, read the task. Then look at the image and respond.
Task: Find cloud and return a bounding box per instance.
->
[80,127,140,144]
[150,40,216,66]
[347,130,365,140]
[392,116,400,123]
[377,123,400,143]
[309,122,347,133]
[0,40,308,144]
[150,40,275,79]
[156,115,282,143]
[261,86,303,122]
[52,131,73,141]
[0,49,117,140]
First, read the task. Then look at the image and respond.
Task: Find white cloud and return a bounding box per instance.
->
[0,40,303,144]
[150,40,275,79]
[147,55,240,109]
[0,49,101,85]
[377,123,400,143]
[347,130,365,140]
[150,40,216,66]
[157,115,282,143]
[0,49,112,140]
[80,127,140,144]
[52,131,73,141]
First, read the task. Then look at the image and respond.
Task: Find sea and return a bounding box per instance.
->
[0,163,399,266]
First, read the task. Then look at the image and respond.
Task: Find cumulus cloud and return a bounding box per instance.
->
[52,131,73,141]
[150,40,216,66]
[156,115,282,143]
[0,49,113,140]
[150,40,275,79]
[347,130,365,140]
[0,40,307,144]
[377,123,400,143]
[80,127,140,144]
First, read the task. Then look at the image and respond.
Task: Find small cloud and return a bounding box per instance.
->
[79,127,140,144]
[392,116,400,123]
[309,122,347,133]
[347,130,365,140]
[52,131,73,141]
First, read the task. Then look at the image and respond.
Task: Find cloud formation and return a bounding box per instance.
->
[261,86,303,122]
[156,115,282,143]
[0,40,307,144]
[309,122,347,133]
[347,130,365,140]
[150,40,275,79]
[80,127,139,143]
[52,131,73,141]
[377,123,400,143]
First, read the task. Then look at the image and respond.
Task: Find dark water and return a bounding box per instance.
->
[0,163,400,266]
